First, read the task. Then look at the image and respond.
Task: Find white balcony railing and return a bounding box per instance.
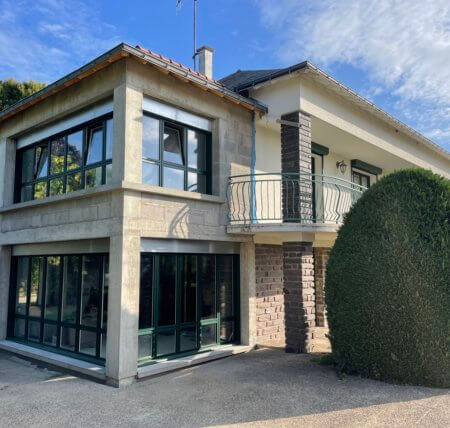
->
[227,173,367,225]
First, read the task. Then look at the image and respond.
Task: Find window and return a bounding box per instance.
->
[142,113,211,194]
[8,254,109,363]
[352,170,370,188]
[138,253,239,363]
[16,116,113,203]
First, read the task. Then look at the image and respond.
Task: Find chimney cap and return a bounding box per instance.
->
[197,45,214,53]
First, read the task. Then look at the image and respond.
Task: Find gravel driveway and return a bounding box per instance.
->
[0,347,448,427]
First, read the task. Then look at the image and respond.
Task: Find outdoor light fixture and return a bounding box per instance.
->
[336,160,348,174]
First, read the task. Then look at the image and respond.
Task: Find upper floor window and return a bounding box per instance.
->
[142,113,211,194]
[16,116,113,203]
[352,170,370,188]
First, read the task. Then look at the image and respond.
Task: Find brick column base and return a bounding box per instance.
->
[255,244,285,346]
[314,247,331,328]
[283,242,315,353]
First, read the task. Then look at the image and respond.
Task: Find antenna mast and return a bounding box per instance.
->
[176,0,198,70]
[193,0,197,70]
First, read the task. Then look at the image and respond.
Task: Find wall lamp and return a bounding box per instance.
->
[336,160,348,174]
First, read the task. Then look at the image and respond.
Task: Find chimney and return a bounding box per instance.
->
[197,46,214,79]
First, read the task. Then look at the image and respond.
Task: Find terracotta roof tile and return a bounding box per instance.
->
[135,45,223,85]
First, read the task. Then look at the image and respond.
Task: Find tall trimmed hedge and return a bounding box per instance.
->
[325,169,449,387]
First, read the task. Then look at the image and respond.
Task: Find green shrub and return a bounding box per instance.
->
[325,169,449,387]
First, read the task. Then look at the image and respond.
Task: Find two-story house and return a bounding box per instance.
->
[0,43,448,387]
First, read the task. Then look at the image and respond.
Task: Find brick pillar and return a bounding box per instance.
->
[255,244,285,346]
[280,111,312,223]
[283,242,315,353]
[314,247,331,327]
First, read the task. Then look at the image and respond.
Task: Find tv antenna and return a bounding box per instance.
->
[176,0,198,70]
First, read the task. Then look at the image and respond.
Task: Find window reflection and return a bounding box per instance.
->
[50,139,65,174]
[45,256,61,321]
[163,126,183,165]
[86,127,103,165]
[15,258,29,315]
[67,131,83,170]
[81,255,101,327]
[29,257,44,318]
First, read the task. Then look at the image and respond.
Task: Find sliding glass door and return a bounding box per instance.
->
[138,253,239,363]
[8,254,109,363]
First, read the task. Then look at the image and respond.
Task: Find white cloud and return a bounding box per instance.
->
[0,0,119,82]
[256,0,450,150]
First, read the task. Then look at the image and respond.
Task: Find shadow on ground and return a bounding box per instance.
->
[0,347,448,427]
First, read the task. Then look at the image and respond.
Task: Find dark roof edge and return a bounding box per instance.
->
[233,61,309,91]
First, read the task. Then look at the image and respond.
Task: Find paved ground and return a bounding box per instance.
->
[0,347,448,428]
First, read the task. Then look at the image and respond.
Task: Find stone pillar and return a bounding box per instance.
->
[280,111,312,222]
[255,244,285,346]
[112,83,143,184]
[283,241,315,353]
[0,138,16,207]
[105,230,141,387]
[240,241,256,347]
[0,246,12,340]
[314,247,331,327]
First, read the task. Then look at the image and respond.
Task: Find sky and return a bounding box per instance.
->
[1,0,449,152]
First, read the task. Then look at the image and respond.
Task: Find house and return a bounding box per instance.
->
[0,43,448,387]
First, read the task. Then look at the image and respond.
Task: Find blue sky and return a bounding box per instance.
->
[1,0,449,151]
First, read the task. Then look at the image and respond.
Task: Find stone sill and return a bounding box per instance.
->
[0,181,226,214]
[137,345,252,379]
[0,339,106,380]
[122,182,226,204]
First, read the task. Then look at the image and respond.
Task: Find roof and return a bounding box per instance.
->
[0,43,267,122]
[220,62,450,159]
[220,69,283,91]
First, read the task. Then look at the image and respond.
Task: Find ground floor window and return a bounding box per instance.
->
[138,253,239,363]
[8,254,109,363]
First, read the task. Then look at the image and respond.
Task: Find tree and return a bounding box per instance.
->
[0,78,46,111]
[325,169,449,387]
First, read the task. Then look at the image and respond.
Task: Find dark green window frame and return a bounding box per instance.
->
[352,170,371,188]
[15,114,113,203]
[138,253,239,365]
[7,253,109,364]
[142,112,212,194]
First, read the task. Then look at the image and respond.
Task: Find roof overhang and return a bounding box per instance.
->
[237,62,450,161]
[0,43,267,123]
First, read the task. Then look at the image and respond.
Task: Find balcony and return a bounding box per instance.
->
[227,173,367,233]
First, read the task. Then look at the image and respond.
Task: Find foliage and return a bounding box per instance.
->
[0,78,46,111]
[325,169,450,387]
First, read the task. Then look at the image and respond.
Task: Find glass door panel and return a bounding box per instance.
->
[218,256,233,319]
[158,255,177,326]
[199,255,216,319]
[181,255,197,323]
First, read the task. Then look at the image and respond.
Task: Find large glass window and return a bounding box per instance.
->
[9,254,109,363]
[16,116,113,203]
[142,113,211,194]
[138,253,239,363]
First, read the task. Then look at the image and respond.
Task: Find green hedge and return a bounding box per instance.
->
[325,169,449,387]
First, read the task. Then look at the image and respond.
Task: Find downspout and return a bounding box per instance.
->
[251,112,257,224]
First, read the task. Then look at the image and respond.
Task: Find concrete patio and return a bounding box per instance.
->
[0,347,448,427]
